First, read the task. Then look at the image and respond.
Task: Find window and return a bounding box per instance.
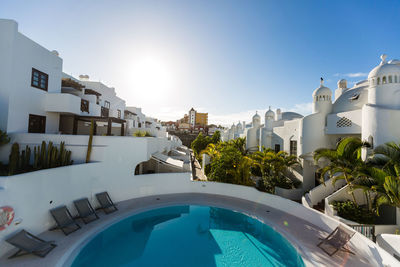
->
[396,76,398,83]
[28,114,46,133]
[383,76,387,84]
[290,140,297,156]
[81,99,89,113]
[377,77,380,85]
[101,106,109,117]
[389,75,393,83]
[117,109,121,119]
[336,117,352,127]
[31,68,48,91]
[104,101,110,109]
[274,144,280,153]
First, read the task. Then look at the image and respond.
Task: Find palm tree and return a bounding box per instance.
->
[363,142,400,212]
[252,150,300,193]
[227,156,254,186]
[229,137,247,156]
[314,137,370,206]
[200,143,220,160]
[371,142,400,176]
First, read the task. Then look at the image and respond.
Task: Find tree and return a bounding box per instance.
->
[207,144,243,184]
[230,137,247,156]
[211,130,221,144]
[364,142,400,213]
[252,149,300,193]
[371,142,400,176]
[227,156,254,186]
[314,137,370,206]
[191,131,221,161]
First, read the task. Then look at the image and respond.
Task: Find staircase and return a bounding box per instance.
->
[313,199,325,212]
[303,176,347,212]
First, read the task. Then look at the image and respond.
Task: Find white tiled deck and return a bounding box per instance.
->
[0,193,380,266]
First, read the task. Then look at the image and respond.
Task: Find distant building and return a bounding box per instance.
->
[178,108,209,128]
[195,112,208,126]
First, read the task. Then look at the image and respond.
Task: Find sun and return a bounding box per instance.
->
[130,56,175,97]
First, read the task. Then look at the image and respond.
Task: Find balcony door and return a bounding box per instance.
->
[28,114,46,133]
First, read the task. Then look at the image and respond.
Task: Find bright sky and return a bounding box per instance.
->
[2,0,400,125]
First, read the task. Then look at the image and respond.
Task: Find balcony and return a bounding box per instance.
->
[45,93,81,115]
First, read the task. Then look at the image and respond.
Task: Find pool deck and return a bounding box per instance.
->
[0,193,377,266]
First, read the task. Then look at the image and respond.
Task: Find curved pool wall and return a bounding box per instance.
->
[71,205,305,267]
[1,164,398,266]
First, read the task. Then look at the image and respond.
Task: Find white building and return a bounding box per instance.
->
[245,54,400,192]
[0,19,63,134]
[0,18,168,138]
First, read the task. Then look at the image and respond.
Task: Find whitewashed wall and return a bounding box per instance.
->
[326,109,362,134]
[0,19,62,134]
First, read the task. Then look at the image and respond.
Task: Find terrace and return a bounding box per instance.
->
[0,185,398,266]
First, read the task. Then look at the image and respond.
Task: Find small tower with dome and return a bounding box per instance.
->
[312,78,332,114]
[246,111,262,152]
[265,106,275,131]
[367,54,400,108]
[260,107,275,150]
[362,54,400,147]
[335,79,348,100]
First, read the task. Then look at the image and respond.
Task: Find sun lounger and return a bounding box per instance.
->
[95,192,118,214]
[73,198,99,224]
[50,206,81,235]
[6,230,56,259]
[317,225,355,256]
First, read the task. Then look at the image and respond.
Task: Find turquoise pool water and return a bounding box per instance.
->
[71,205,305,267]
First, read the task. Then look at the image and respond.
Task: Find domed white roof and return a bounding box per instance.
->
[337,79,347,89]
[252,112,260,120]
[368,54,400,79]
[281,112,303,120]
[388,59,400,65]
[312,84,332,97]
[265,107,275,117]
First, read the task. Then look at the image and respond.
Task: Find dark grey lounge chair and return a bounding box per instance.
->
[6,230,56,259]
[317,225,355,256]
[73,198,99,224]
[50,206,81,235]
[96,192,118,214]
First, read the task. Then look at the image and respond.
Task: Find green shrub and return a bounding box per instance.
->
[133,130,152,137]
[332,200,377,224]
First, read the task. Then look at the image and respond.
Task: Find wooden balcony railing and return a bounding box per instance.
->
[101,107,109,117]
[81,99,89,113]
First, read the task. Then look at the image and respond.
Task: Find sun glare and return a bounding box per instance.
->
[130,56,175,99]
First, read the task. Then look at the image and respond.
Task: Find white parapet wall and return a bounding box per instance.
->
[302,178,346,208]
[377,234,400,259]
[0,134,184,256]
[0,133,180,164]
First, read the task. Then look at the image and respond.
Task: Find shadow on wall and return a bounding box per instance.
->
[134,158,186,175]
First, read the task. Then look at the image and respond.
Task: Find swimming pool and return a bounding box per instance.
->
[71,205,305,267]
